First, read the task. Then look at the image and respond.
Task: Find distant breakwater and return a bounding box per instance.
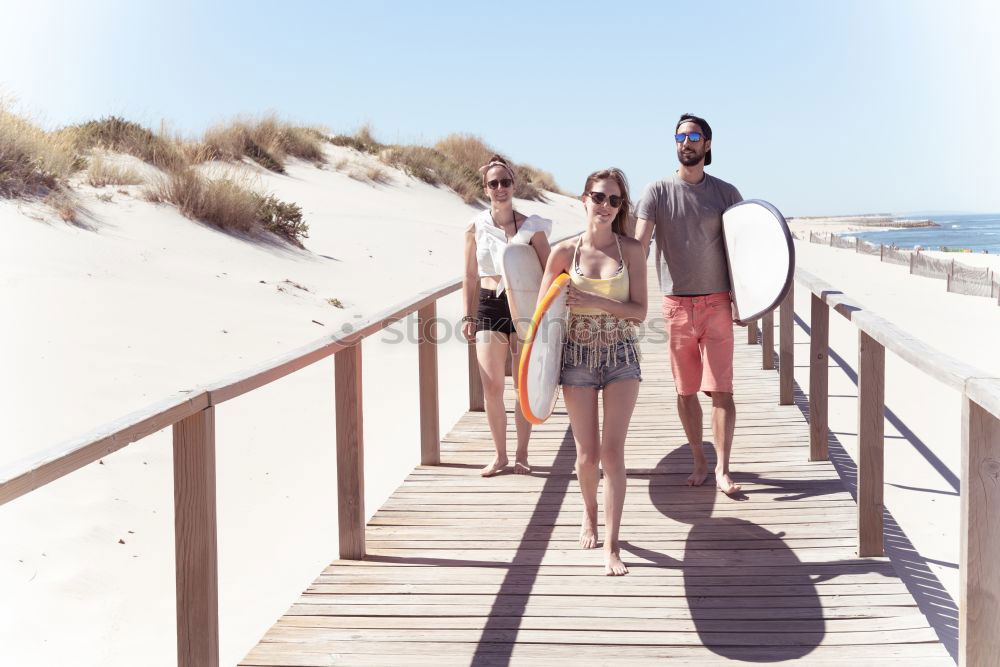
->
[788,216,938,228]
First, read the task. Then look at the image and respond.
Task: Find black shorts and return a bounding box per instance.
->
[475,288,516,335]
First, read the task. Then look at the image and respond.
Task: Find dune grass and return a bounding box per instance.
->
[202,115,326,173]
[5,107,563,244]
[328,127,560,204]
[86,156,146,187]
[144,168,308,245]
[61,116,188,171]
[0,106,80,199]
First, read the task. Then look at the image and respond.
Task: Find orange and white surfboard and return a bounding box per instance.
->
[518,273,570,424]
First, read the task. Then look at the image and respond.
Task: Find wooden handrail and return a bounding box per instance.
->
[778,265,1000,666]
[0,391,210,506]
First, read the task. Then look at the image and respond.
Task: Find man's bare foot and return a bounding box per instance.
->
[605,548,628,576]
[513,458,531,475]
[579,512,598,549]
[687,460,708,486]
[480,456,508,477]
[716,471,742,495]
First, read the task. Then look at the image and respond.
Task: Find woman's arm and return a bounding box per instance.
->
[530,230,551,273]
[462,224,479,341]
[536,240,573,306]
[566,237,648,323]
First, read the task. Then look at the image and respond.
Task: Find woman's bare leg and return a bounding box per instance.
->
[509,335,532,473]
[477,330,511,476]
[563,385,600,548]
[600,379,639,575]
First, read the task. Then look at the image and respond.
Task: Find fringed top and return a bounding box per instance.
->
[565,234,640,369]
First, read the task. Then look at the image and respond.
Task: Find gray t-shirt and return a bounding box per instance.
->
[636,172,743,295]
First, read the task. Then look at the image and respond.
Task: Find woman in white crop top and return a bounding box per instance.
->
[462,155,552,477]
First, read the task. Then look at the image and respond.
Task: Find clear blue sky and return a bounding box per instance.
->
[3,0,997,216]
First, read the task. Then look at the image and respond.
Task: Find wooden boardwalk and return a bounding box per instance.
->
[242,278,952,665]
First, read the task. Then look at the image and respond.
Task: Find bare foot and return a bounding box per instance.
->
[716,471,742,495]
[579,511,598,549]
[513,459,531,475]
[687,460,708,486]
[480,456,508,477]
[605,548,629,576]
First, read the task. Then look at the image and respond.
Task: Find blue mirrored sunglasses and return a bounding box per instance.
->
[674,132,703,143]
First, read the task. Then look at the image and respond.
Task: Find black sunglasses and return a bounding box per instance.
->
[586,191,623,208]
[486,178,513,190]
[675,132,704,143]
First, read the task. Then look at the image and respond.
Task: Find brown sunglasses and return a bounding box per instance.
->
[586,191,623,208]
[486,178,513,190]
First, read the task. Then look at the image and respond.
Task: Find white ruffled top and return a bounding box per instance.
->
[472,210,552,295]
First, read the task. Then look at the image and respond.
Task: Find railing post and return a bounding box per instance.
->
[172,407,219,667]
[335,343,365,560]
[857,331,885,557]
[959,396,1000,666]
[762,311,774,370]
[809,294,829,461]
[779,284,794,405]
[747,320,759,345]
[468,342,484,412]
[418,303,440,465]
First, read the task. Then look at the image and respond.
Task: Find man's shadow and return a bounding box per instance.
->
[622,443,894,662]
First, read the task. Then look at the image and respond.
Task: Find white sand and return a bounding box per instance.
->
[0,146,584,666]
[788,239,1000,606]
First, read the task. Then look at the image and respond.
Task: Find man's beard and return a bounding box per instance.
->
[677,150,703,167]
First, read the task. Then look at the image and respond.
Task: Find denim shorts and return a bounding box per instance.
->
[560,341,642,390]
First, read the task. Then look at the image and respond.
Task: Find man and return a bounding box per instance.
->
[635,113,743,495]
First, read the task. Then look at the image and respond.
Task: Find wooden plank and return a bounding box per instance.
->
[259,624,942,647]
[276,612,932,632]
[468,342,484,412]
[762,311,774,370]
[241,641,953,664]
[0,390,209,506]
[417,302,440,465]
[809,293,829,461]
[335,344,365,560]
[295,591,921,608]
[172,407,219,667]
[960,396,1000,667]
[747,319,759,345]
[857,331,885,557]
[779,283,794,404]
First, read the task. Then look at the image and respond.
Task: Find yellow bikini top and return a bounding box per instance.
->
[569,234,630,315]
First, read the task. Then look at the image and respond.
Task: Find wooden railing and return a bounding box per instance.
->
[751,268,1000,667]
[6,254,998,665]
[0,276,485,667]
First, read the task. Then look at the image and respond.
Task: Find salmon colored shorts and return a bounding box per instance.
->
[663,292,734,396]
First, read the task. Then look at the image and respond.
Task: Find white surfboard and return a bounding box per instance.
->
[501,242,543,339]
[722,200,795,325]
[518,273,569,424]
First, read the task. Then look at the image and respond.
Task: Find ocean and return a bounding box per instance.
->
[851,213,1000,253]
